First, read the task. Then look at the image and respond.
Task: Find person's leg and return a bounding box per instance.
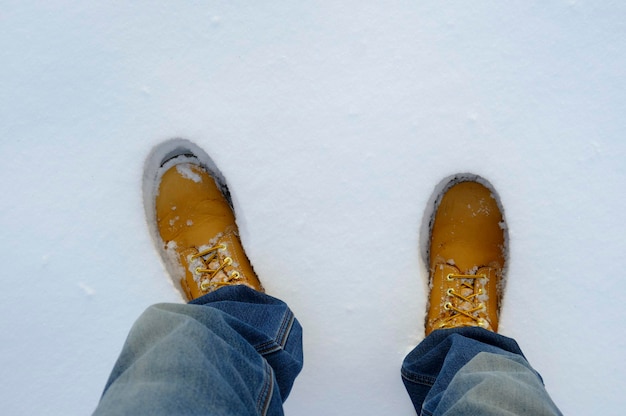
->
[94,286,302,416]
[405,176,561,415]
[401,327,561,415]
[95,286,302,415]
[95,140,302,415]
[438,350,560,415]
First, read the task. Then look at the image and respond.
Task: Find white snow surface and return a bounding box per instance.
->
[1,2,625,414]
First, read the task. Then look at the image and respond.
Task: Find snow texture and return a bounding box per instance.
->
[176,164,203,184]
[1,1,625,415]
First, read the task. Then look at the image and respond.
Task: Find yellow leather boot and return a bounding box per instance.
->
[154,156,263,301]
[425,179,506,335]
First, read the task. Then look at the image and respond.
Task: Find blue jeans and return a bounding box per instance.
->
[94,286,561,415]
[402,328,562,415]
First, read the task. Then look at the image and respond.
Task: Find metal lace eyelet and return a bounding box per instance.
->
[446,273,453,281]
[200,280,211,291]
[477,318,488,328]
[230,271,240,279]
[218,244,227,250]
[223,257,233,266]
[444,302,452,310]
[446,288,454,296]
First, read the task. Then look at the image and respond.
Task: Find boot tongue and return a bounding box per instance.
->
[459,284,475,311]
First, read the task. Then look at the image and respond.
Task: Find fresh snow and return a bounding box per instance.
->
[176,164,203,184]
[1,2,625,415]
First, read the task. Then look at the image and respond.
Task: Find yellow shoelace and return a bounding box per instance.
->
[190,244,242,292]
[439,273,488,329]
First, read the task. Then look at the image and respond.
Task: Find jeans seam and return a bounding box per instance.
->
[401,368,436,387]
[276,308,295,348]
[255,309,295,356]
[257,359,274,416]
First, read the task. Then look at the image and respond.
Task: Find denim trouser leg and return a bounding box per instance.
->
[93,286,303,416]
[401,328,562,416]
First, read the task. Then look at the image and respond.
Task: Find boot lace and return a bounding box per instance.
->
[190,244,243,292]
[439,273,488,330]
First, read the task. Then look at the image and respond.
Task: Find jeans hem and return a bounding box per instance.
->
[400,368,436,387]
